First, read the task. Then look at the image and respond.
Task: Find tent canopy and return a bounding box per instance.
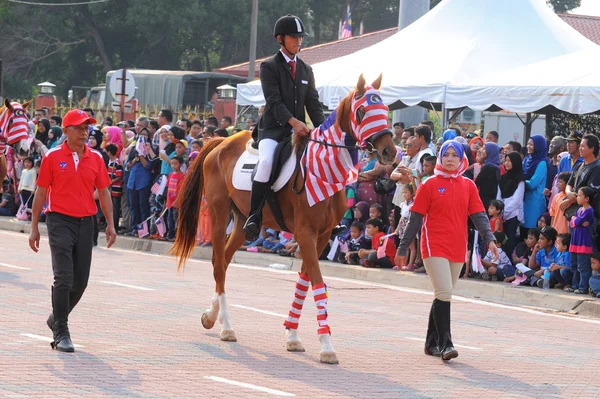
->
[237,0,599,114]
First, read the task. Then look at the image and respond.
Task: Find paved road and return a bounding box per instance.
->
[0,230,599,399]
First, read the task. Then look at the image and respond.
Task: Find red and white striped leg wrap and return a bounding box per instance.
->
[283,272,310,330]
[313,283,331,335]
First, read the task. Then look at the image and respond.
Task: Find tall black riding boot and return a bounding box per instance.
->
[47,288,84,331]
[50,285,74,352]
[433,298,458,361]
[243,181,270,241]
[424,301,441,357]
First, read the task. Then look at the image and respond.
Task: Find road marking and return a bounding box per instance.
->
[20,333,85,348]
[231,304,287,318]
[402,336,483,351]
[96,281,154,291]
[0,262,31,270]
[204,376,295,397]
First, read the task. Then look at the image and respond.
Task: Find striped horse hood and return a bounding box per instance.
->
[350,86,389,147]
[0,100,31,153]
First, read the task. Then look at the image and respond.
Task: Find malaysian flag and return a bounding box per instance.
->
[0,104,29,153]
[151,175,167,196]
[341,6,352,39]
[137,220,149,238]
[376,233,395,259]
[155,215,166,237]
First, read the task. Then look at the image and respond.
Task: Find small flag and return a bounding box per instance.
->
[341,5,352,39]
[135,136,148,156]
[151,175,167,196]
[155,216,166,237]
[137,220,149,238]
[377,236,388,259]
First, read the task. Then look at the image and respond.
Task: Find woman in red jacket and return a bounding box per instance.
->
[395,140,498,361]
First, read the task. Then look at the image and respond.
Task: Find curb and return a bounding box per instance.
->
[3,216,599,320]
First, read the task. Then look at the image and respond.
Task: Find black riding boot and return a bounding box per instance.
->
[46,287,84,332]
[243,181,270,241]
[50,286,74,352]
[433,299,458,361]
[424,301,441,357]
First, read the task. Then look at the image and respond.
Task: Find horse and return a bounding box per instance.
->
[171,74,397,364]
[0,99,32,185]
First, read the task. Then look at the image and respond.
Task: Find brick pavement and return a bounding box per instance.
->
[0,230,599,399]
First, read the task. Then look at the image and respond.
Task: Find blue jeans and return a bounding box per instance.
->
[263,240,285,253]
[128,184,151,231]
[167,207,178,239]
[551,268,573,286]
[571,252,592,291]
[589,274,600,295]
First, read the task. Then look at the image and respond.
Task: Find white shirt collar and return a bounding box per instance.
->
[279,50,297,63]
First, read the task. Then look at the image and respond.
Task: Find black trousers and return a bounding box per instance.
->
[47,212,94,332]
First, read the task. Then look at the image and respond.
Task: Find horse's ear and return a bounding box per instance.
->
[356,74,366,96]
[4,98,12,111]
[21,100,32,110]
[372,74,383,90]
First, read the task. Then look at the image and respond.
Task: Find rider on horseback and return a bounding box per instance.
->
[243,14,325,241]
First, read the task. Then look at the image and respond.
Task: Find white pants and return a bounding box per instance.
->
[423,257,464,302]
[254,138,278,183]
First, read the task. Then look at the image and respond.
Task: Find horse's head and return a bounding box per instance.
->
[0,98,32,154]
[337,74,397,165]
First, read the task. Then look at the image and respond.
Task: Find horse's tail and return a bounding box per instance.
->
[170,137,225,270]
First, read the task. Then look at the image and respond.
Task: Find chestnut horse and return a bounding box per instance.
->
[171,75,397,364]
[0,99,32,184]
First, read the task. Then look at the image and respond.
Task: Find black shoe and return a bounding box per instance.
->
[243,215,261,242]
[424,301,441,357]
[432,299,459,361]
[46,313,53,332]
[244,181,270,241]
[52,334,75,352]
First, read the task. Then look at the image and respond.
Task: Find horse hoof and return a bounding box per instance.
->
[220,330,237,342]
[286,341,305,352]
[201,313,216,330]
[320,352,339,364]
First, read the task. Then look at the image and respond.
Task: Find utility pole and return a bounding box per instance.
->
[394,0,430,132]
[248,0,259,81]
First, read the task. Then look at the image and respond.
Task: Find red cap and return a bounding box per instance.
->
[62,109,97,128]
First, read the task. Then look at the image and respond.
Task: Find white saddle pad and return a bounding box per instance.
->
[232,146,297,192]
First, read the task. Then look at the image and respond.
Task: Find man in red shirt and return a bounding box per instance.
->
[29,109,117,353]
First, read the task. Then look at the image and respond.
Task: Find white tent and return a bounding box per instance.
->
[446,47,600,114]
[237,0,598,111]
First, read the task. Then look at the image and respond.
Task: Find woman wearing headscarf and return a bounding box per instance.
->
[88,129,109,166]
[442,129,457,143]
[36,118,51,146]
[498,151,526,256]
[396,141,497,361]
[521,135,548,239]
[46,126,63,149]
[159,126,185,176]
[469,136,484,159]
[475,142,501,210]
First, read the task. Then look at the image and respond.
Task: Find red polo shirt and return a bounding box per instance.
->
[411,175,485,262]
[37,142,111,217]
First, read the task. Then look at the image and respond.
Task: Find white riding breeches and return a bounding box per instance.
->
[254,138,278,183]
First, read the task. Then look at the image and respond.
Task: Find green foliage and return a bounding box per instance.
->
[548,0,581,13]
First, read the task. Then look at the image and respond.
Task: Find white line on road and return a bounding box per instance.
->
[402,336,483,351]
[20,333,85,348]
[204,376,295,397]
[0,262,31,270]
[231,304,287,318]
[96,281,154,291]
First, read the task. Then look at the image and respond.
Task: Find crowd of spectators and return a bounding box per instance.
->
[1,106,599,298]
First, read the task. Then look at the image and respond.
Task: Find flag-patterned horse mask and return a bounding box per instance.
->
[0,99,32,155]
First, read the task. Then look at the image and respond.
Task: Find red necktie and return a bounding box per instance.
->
[288,60,296,80]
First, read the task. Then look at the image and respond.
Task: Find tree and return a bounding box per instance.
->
[548,0,581,13]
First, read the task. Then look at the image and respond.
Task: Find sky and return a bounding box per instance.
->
[572,0,600,16]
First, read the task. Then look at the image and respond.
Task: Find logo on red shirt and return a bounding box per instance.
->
[59,162,67,169]
[438,187,446,194]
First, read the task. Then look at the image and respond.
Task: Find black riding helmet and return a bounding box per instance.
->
[273,14,308,38]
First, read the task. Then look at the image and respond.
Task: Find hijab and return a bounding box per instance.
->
[47,126,63,149]
[354,201,370,223]
[88,129,103,150]
[483,142,501,170]
[105,126,122,145]
[442,129,457,143]
[36,118,51,145]
[522,134,547,180]
[469,136,484,158]
[499,151,525,198]
[434,141,469,179]
[454,136,467,145]
[165,126,185,155]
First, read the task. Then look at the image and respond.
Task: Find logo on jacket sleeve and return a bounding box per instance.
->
[59,162,67,169]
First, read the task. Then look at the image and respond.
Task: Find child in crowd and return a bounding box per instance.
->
[106,144,123,230]
[530,227,559,288]
[420,156,436,183]
[512,228,540,267]
[18,156,36,207]
[590,253,600,297]
[165,156,185,240]
[567,187,594,294]
[481,232,515,281]
[341,184,356,229]
[175,140,189,172]
[396,184,417,271]
[386,210,395,235]
[488,199,504,233]
[537,213,551,230]
[359,218,396,268]
[549,172,570,234]
[338,221,370,265]
[369,203,384,223]
[550,233,571,289]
